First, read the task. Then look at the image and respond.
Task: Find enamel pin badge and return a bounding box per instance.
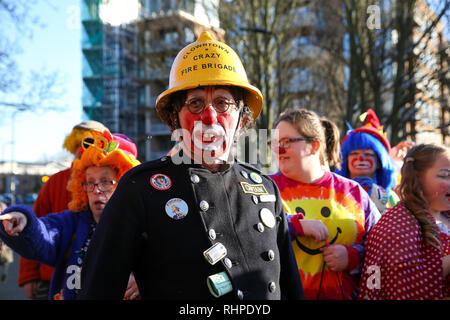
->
[150,173,172,190]
[165,198,189,220]
[249,172,263,183]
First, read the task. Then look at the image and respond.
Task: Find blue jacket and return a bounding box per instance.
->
[0,204,95,300]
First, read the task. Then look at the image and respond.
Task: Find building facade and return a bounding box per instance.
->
[406,0,450,145]
[81,0,224,162]
[0,160,70,204]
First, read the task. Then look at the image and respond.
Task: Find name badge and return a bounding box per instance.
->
[240,182,268,195]
[259,194,276,203]
[203,242,227,265]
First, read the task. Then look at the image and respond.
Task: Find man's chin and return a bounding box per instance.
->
[190,146,230,163]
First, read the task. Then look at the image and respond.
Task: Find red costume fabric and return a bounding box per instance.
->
[359,201,444,300]
[18,167,72,286]
[438,212,449,298]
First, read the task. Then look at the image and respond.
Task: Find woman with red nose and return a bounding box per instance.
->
[270,109,380,300]
[336,109,398,214]
[0,132,140,300]
[359,144,450,299]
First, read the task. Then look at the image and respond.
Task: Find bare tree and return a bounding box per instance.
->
[218,0,317,130]
[0,0,64,115]
[319,0,450,144]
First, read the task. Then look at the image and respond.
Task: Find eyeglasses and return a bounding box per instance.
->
[82,137,95,150]
[271,137,313,149]
[82,180,117,193]
[184,97,237,114]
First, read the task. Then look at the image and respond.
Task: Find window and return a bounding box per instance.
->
[150,0,160,13]
[184,27,195,43]
[163,30,178,43]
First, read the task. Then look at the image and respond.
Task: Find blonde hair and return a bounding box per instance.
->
[398,143,449,249]
[63,128,94,155]
[62,121,109,155]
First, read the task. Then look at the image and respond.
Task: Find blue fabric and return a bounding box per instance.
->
[0,204,94,300]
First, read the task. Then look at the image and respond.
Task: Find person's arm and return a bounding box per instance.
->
[443,254,450,278]
[358,224,384,300]
[18,180,53,289]
[350,185,381,273]
[0,205,66,266]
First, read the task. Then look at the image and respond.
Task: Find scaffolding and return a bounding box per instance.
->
[82,0,138,140]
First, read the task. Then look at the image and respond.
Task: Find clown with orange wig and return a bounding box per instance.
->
[0,131,140,300]
[18,120,109,300]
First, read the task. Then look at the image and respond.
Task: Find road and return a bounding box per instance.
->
[0,251,28,300]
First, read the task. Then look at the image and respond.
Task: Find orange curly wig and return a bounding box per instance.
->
[67,141,140,212]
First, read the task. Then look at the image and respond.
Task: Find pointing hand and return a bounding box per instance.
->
[0,211,27,236]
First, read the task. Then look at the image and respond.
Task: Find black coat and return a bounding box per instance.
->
[78,156,304,300]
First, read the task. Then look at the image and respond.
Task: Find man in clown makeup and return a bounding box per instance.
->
[336,109,399,214]
[78,32,304,300]
[0,132,140,300]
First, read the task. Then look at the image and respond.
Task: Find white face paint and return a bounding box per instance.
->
[192,121,226,153]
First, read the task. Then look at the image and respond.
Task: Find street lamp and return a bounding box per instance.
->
[9,108,26,205]
[240,27,282,119]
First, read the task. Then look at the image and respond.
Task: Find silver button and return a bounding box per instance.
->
[257,223,265,233]
[252,195,259,204]
[223,258,232,269]
[199,200,209,211]
[268,282,276,293]
[240,171,248,179]
[209,229,216,240]
[190,174,200,183]
[237,290,244,300]
[191,174,200,183]
[267,250,275,261]
[161,156,167,162]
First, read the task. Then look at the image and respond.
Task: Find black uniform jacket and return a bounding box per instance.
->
[78,155,304,300]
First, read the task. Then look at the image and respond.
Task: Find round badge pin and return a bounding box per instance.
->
[240,171,249,179]
[150,173,172,190]
[249,172,262,184]
[165,198,189,220]
[259,208,276,228]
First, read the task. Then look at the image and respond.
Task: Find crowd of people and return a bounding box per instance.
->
[0,32,448,300]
